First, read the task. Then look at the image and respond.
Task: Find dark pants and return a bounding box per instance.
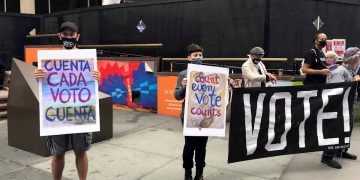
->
[322,150,335,160]
[322,148,349,160]
[183,136,208,169]
[0,70,4,87]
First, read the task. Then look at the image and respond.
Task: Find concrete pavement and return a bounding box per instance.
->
[281,127,360,180]
[0,109,359,180]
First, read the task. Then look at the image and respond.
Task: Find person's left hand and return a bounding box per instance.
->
[34,68,47,80]
[92,70,101,81]
[353,75,360,82]
[266,73,277,84]
[270,75,277,84]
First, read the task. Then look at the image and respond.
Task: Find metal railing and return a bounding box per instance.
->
[161,57,288,73]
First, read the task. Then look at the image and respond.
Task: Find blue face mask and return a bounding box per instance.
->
[353,63,359,72]
[191,58,203,64]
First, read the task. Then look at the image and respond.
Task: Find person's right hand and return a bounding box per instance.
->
[182,78,187,88]
[34,68,47,80]
[321,69,331,76]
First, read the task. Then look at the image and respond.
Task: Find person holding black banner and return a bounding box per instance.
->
[333,47,360,84]
[174,43,207,180]
[34,22,101,180]
[301,32,342,169]
[327,47,360,163]
[241,47,277,87]
[325,51,339,69]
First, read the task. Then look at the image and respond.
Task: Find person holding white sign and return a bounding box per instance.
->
[174,43,207,180]
[34,22,101,180]
[241,47,277,87]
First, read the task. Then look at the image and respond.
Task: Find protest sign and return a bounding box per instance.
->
[183,64,229,137]
[228,83,356,163]
[38,49,100,136]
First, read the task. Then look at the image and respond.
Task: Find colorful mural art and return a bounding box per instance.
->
[98,59,158,112]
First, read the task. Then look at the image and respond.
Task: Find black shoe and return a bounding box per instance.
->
[185,169,192,180]
[185,175,193,180]
[336,152,357,160]
[194,167,204,180]
[321,158,342,169]
[194,175,204,180]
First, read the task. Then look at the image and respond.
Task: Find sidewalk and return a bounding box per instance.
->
[0,109,359,180]
[281,126,360,180]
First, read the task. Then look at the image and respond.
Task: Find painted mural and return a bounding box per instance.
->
[98,60,157,112]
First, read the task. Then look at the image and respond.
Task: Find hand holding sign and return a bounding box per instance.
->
[34,68,47,80]
[182,78,187,88]
[353,75,360,82]
[35,69,101,82]
[92,70,101,81]
[228,78,235,88]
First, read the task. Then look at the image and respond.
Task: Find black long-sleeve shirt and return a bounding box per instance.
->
[174,69,187,119]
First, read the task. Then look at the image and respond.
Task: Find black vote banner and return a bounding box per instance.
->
[228,82,356,163]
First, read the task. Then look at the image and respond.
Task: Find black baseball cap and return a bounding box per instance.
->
[59,22,79,32]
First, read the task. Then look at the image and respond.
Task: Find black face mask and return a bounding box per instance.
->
[319,40,327,48]
[190,58,203,64]
[61,37,78,49]
[252,58,261,64]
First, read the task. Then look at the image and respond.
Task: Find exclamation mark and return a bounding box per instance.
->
[343,87,351,143]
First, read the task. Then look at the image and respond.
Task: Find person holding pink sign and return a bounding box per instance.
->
[34,22,100,180]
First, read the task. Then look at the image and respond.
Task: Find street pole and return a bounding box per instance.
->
[48,0,51,13]
[4,0,6,12]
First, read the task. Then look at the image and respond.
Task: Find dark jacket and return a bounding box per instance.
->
[174,69,187,120]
